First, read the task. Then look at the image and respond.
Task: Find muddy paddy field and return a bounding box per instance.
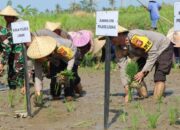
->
[0,67,180,130]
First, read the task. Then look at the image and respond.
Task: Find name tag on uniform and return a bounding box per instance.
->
[57,46,73,60]
[131,35,152,52]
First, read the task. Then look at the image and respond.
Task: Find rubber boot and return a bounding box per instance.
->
[153,81,165,100]
[137,81,148,98]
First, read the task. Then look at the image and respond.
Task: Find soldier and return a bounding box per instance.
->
[0,6,25,93]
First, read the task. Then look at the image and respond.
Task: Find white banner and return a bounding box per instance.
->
[11,21,31,44]
[96,11,118,36]
[174,2,180,31]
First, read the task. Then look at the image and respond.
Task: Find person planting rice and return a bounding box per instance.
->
[68,30,94,96]
[28,22,77,105]
[0,6,26,94]
[167,28,180,67]
[104,25,173,103]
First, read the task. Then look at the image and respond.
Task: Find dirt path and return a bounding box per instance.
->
[0,68,180,130]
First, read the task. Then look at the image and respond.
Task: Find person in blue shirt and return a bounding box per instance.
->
[148,0,161,30]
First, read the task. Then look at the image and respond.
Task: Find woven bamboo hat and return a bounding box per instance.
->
[117,25,128,34]
[27,36,57,59]
[92,37,105,54]
[167,27,180,47]
[45,21,61,31]
[0,6,19,17]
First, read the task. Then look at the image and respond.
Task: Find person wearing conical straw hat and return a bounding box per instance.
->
[30,23,78,103]
[106,25,173,103]
[68,30,94,95]
[0,6,26,94]
[27,35,77,103]
[45,21,71,39]
[167,27,180,67]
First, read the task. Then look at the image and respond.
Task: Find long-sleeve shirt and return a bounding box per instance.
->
[148,1,161,20]
[128,29,170,72]
[33,29,77,91]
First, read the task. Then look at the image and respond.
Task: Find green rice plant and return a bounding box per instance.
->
[125,61,139,101]
[23,95,27,110]
[157,96,163,112]
[64,100,75,112]
[131,114,139,130]
[8,90,15,108]
[147,112,160,129]
[57,70,74,81]
[118,110,128,123]
[80,53,95,67]
[134,101,146,116]
[72,120,95,128]
[168,107,179,125]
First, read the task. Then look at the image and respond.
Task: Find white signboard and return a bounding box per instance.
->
[96,11,118,36]
[11,21,31,44]
[174,2,180,31]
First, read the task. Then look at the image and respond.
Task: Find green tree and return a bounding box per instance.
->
[80,0,96,12]
[17,5,38,16]
[70,2,81,12]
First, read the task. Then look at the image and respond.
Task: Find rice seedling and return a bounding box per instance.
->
[147,112,160,129]
[64,99,75,112]
[80,53,95,67]
[131,114,139,130]
[168,107,179,125]
[118,110,128,123]
[134,101,146,116]
[72,120,95,128]
[8,90,15,108]
[125,60,139,101]
[156,96,163,112]
[23,95,27,110]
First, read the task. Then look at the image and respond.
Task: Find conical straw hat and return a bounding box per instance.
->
[167,27,180,47]
[27,36,57,59]
[92,38,105,54]
[0,6,19,16]
[45,21,61,31]
[69,30,92,47]
[118,25,128,34]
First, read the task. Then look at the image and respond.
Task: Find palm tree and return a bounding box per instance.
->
[6,0,12,6]
[55,4,61,13]
[17,5,38,16]
[108,0,116,10]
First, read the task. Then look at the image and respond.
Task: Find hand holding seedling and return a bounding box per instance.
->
[134,71,144,82]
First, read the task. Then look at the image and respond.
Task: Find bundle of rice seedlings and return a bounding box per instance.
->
[125,60,140,101]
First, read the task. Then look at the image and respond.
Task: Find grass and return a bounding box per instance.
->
[147,112,160,129]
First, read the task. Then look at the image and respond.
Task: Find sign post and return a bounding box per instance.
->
[96,11,118,130]
[174,2,180,31]
[11,21,32,117]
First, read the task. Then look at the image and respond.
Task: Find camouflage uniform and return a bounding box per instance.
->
[0,26,24,89]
